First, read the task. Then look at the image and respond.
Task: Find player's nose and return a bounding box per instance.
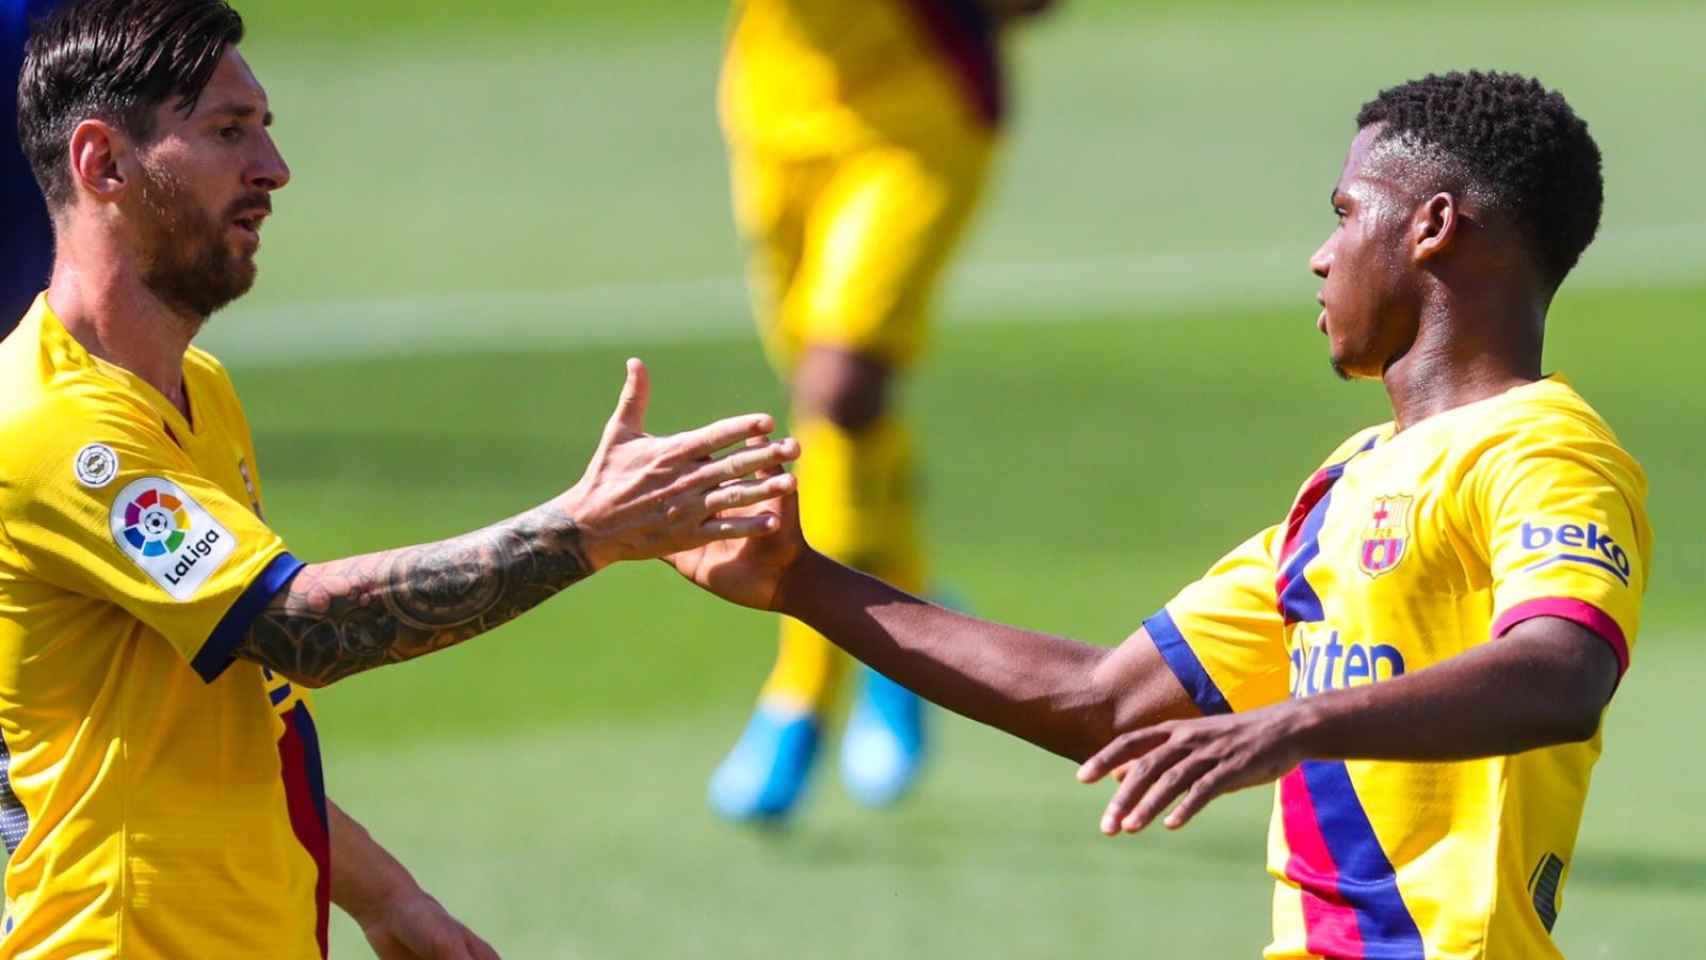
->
[248,133,291,193]
[1309,240,1331,278]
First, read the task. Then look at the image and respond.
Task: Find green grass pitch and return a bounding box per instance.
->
[206,1,1706,955]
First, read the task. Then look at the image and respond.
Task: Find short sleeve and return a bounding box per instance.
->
[1473,443,1649,684]
[1145,525,1290,715]
[3,404,302,683]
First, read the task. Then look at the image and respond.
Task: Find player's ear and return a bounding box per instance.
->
[1411,192,1458,264]
[68,119,132,204]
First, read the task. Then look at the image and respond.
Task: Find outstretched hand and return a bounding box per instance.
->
[1075,705,1308,835]
[561,359,800,570]
[667,439,809,612]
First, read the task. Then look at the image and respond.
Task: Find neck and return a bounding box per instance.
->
[1382,283,1547,432]
[45,223,204,416]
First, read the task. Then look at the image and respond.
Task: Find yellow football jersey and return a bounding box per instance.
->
[0,297,324,959]
[1146,376,1649,959]
[721,0,1003,156]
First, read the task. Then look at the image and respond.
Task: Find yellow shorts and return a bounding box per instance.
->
[729,134,995,372]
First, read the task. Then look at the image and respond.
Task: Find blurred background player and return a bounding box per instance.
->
[1,0,60,336]
[709,0,1058,820]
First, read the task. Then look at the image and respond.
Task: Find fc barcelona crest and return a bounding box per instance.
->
[1359,495,1413,578]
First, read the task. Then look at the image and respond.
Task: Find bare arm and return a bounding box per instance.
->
[238,360,798,688]
[1285,616,1613,759]
[1079,616,1618,834]
[239,502,592,688]
[330,801,498,960]
[780,552,1197,761]
[671,486,1197,761]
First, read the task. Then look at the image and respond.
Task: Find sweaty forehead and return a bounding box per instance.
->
[1334,123,1428,204]
[1333,124,1389,196]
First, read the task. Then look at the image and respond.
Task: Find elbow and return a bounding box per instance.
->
[1553,704,1603,744]
[1546,668,1614,745]
[1073,653,1131,760]
[1534,687,1605,746]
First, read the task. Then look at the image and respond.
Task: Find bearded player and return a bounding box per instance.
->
[673,71,1648,957]
[1,1,800,956]
[710,0,1056,820]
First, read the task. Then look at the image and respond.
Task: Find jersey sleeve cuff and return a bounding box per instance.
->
[1492,596,1629,680]
[1144,607,1233,716]
[192,551,306,684]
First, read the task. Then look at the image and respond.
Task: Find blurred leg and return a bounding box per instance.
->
[710,138,992,820]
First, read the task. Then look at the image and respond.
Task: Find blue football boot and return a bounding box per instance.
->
[708,703,821,822]
[839,666,926,807]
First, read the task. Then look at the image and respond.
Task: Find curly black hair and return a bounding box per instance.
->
[1356,71,1603,286]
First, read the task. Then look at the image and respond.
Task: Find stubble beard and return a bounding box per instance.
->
[136,160,256,322]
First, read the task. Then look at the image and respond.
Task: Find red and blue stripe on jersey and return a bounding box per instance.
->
[1150,435,1426,958]
[277,700,330,958]
[1273,437,1424,959]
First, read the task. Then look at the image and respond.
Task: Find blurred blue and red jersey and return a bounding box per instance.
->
[3,0,61,336]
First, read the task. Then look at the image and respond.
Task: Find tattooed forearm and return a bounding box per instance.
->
[238,503,592,687]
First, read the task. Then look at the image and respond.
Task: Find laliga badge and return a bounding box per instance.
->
[74,443,119,489]
[109,476,236,601]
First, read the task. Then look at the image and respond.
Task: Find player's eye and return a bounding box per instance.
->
[218,124,243,142]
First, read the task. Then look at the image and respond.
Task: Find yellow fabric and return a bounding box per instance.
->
[1157,524,1291,713]
[727,1,998,709]
[1154,377,1649,959]
[721,0,995,158]
[730,137,991,369]
[761,417,925,710]
[0,297,322,959]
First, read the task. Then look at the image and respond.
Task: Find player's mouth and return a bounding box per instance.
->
[230,210,268,248]
[1315,293,1328,333]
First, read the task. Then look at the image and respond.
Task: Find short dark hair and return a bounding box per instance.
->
[17,0,244,210]
[1356,71,1603,286]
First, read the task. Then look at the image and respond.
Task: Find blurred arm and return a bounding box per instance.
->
[776,551,1198,761]
[331,801,499,960]
[330,800,420,927]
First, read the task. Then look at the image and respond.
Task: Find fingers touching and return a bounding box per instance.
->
[674,413,778,461]
[703,472,797,515]
[688,438,801,490]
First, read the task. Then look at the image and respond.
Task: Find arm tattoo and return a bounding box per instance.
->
[238,503,592,686]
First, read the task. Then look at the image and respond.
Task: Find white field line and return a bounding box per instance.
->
[202,221,1706,365]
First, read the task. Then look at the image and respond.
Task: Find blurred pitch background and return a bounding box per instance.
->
[193,1,1706,955]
